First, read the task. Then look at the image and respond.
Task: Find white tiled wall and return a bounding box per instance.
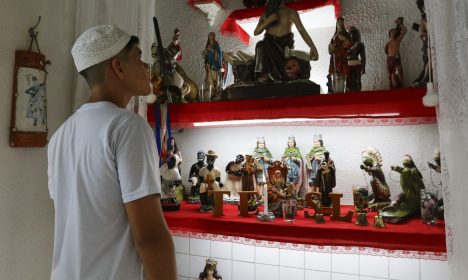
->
[173,235,448,280]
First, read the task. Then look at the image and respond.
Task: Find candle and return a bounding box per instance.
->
[208,85,212,101]
[262,173,268,215]
[200,84,204,102]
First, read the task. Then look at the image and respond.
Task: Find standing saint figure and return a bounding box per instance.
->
[281,136,303,195]
[253,0,318,81]
[224,154,244,201]
[252,136,273,188]
[327,17,352,93]
[188,151,206,203]
[203,32,223,99]
[306,134,327,192]
[385,17,407,89]
[346,26,366,92]
[167,28,182,62]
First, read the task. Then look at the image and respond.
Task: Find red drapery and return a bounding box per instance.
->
[147,88,436,128]
[220,0,341,44]
[164,202,446,252]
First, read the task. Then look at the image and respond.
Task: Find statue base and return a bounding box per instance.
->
[161,198,181,212]
[222,79,320,101]
[256,211,276,222]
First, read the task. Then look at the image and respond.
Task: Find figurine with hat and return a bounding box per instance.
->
[381,154,426,223]
[198,150,223,212]
[188,150,207,203]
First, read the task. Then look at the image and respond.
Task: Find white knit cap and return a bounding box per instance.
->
[71,24,132,72]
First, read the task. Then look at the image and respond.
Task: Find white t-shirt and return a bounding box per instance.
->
[47,101,161,280]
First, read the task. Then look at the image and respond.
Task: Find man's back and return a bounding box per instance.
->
[48,101,160,279]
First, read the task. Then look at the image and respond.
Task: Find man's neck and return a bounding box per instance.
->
[87,84,130,108]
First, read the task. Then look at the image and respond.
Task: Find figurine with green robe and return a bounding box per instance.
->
[253,136,273,186]
[281,136,303,194]
[381,154,425,223]
[306,134,327,192]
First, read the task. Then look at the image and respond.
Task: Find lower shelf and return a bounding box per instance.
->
[164,202,446,253]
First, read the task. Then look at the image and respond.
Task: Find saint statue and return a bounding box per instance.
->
[281,135,303,194]
[199,258,222,280]
[252,136,273,186]
[385,17,407,89]
[203,32,223,99]
[327,17,352,93]
[199,150,223,212]
[360,147,391,211]
[346,26,366,92]
[306,134,326,191]
[253,0,318,81]
[381,154,425,223]
[224,154,244,201]
[188,151,206,203]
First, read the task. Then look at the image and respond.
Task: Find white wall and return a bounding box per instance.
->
[0,0,76,279]
[155,0,425,91]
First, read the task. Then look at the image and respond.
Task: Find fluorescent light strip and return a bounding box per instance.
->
[193,113,401,127]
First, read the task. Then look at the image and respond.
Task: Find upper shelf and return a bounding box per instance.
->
[147,88,437,128]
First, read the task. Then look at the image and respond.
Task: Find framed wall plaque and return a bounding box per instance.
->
[9,50,48,147]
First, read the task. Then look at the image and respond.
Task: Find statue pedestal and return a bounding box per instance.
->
[222,80,320,101]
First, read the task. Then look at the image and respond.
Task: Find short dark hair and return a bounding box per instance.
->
[80,35,139,87]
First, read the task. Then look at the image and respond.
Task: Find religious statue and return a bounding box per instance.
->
[359,147,391,211]
[267,161,297,217]
[243,0,267,8]
[427,148,444,219]
[188,151,207,203]
[428,148,441,173]
[327,17,352,93]
[385,17,407,89]
[241,154,261,193]
[252,136,273,187]
[151,28,198,103]
[253,0,318,81]
[164,145,185,202]
[314,151,336,207]
[199,150,223,212]
[381,154,426,223]
[160,155,182,200]
[241,154,262,210]
[306,134,326,192]
[203,32,223,100]
[198,258,222,280]
[167,28,182,63]
[346,26,366,92]
[224,154,244,202]
[412,0,430,87]
[281,136,304,194]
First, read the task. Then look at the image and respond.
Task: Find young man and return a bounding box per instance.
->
[47,25,176,280]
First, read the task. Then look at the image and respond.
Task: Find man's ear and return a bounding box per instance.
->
[111,58,125,79]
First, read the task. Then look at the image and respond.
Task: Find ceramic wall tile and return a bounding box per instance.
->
[420,259,449,280]
[359,255,389,278]
[388,257,420,280]
[305,251,332,271]
[331,253,359,275]
[280,248,305,269]
[256,246,280,265]
[256,263,280,280]
[233,243,255,262]
[280,266,305,280]
[190,238,211,257]
[211,240,232,260]
[305,269,332,280]
[232,261,255,280]
[189,255,208,279]
[176,253,190,277]
[173,236,190,254]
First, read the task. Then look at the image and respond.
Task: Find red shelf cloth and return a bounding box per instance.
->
[220,0,341,44]
[147,88,436,128]
[164,202,446,253]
